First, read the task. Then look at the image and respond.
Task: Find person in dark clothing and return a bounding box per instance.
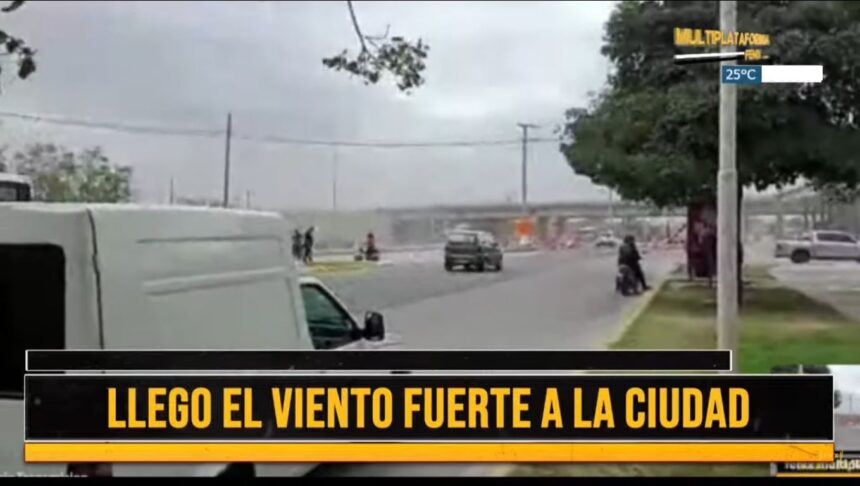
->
[702,225,717,287]
[303,227,315,264]
[291,230,303,260]
[365,232,378,259]
[618,235,650,291]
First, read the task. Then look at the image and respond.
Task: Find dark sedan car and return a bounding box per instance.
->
[444,230,503,272]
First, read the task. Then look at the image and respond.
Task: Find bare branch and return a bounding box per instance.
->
[346,1,369,53]
[1,1,25,13]
[365,24,391,42]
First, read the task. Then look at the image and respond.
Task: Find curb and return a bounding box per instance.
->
[603,262,683,350]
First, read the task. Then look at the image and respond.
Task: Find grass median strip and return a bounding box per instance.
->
[303,261,376,275]
[508,265,860,477]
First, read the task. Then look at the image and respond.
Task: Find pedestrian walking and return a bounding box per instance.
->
[303,227,315,264]
[291,229,303,261]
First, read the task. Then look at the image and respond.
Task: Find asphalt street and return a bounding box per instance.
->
[319,248,680,349]
[310,247,680,477]
[837,425,860,452]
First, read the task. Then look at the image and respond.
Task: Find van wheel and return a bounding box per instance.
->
[476,261,485,272]
[495,260,503,272]
[791,250,811,264]
[444,261,453,272]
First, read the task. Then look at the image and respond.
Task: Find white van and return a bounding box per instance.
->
[0,203,390,477]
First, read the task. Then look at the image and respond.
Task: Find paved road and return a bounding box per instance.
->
[768,259,860,329]
[311,248,680,477]
[837,425,860,452]
[320,248,679,349]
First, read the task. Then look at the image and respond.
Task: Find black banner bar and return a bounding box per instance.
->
[25,350,731,371]
[25,374,831,441]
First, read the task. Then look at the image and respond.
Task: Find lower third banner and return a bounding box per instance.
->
[24,374,834,463]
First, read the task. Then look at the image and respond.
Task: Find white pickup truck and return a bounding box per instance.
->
[774,230,860,264]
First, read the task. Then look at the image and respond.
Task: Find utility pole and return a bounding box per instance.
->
[608,188,615,226]
[169,177,175,205]
[775,190,784,240]
[517,122,538,215]
[332,148,339,212]
[245,190,252,209]
[717,0,739,374]
[222,113,233,208]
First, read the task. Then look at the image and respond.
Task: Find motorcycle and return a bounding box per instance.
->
[615,264,641,296]
[354,245,380,262]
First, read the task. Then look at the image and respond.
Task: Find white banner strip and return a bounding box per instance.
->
[761,65,823,83]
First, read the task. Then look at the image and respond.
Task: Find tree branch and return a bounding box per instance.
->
[346,1,369,53]
[1,1,25,13]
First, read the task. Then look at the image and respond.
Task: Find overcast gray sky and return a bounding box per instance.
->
[0,1,617,210]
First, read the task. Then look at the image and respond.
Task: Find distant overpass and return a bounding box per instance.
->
[283,187,828,246]
[378,193,822,221]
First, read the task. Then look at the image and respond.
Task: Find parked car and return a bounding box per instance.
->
[774,230,860,264]
[444,230,503,272]
[595,233,620,248]
[0,203,390,477]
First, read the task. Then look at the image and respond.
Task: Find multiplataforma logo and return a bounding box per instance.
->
[674,27,770,61]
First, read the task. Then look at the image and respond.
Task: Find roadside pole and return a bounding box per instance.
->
[332,148,339,212]
[717,0,740,374]
[517,122,538,216]
[222,112,233,208]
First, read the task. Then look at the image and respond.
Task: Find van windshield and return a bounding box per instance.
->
[0,245,65,397]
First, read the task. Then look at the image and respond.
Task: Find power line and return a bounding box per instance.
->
[0,110,560,148]
[0,110,223,138]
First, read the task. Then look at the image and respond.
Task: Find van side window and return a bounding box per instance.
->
[300,284,358,350]
[0,245,65,397]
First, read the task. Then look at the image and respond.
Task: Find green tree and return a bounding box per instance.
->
[560,0,860,208]
[12,143,132,202]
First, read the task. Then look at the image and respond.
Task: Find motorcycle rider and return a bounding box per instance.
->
[618,234,650,291]
[366,232,377,254]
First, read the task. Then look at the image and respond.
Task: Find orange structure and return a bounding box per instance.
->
[514,218,534,239]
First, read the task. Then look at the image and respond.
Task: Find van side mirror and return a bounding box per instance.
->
[363,312,385,341]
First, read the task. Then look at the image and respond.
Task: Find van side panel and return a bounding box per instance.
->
[87,207,316,477]
[89,208,312,350]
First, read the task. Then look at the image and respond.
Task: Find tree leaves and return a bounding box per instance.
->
[322,1,429,93]
[322,37,429,92]
[12,143,133,202]
[0,0,36,84]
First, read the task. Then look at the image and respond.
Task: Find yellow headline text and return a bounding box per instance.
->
[105,386,751,432]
